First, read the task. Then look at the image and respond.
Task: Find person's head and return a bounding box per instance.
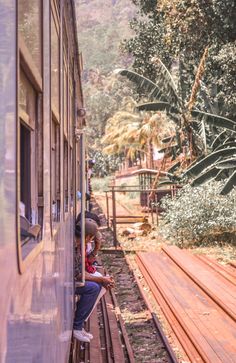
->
[75,219,98,246]
[88,159,95,168]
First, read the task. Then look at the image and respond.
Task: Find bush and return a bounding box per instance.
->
[89,150,122,177]
[91,176,112,192]
[159,181,236,247]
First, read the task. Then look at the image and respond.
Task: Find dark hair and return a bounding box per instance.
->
[75,219,98,239]
[75,224,81,238]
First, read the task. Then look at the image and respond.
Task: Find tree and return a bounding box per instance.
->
[123,0,236,118]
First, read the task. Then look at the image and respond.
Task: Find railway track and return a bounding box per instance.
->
[72,285,135,363]
[91,197,180,362]
[136,246,236,363]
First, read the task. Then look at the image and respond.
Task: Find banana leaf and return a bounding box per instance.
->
[211,131,227,149]
[220,170,236,195]
[191,110,236,133]
[215,169,228,181]
[167,161,181,174]
[191,167,219,187]
[184,147,236,177]
[136,102,180,114]
[158,180,180,186]
[162,135,175,143]
[215,142,236,152]
[215,158,236,169]
[114,68,181,107]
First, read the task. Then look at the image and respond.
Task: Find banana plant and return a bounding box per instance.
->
[115,56,236,193]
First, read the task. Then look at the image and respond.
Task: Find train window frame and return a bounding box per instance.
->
[50,2,61,226]
[51,4,60,119]
[51,117,61,223]
[63,15,70,216]
[17,0,44,273]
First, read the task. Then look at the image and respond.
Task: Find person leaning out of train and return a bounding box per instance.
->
[73,220,114,343]
[76,210,104,267]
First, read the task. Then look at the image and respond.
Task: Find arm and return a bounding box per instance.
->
[85,272,114,288]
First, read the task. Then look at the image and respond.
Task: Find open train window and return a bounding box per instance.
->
[17,0,43,271]
[20,123,31,220]
[51,119,61,222]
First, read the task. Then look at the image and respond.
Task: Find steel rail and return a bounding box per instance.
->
[125,255,178,363]
[100,297,114,363]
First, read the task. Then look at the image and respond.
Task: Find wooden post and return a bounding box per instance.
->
[105,191,110,227]
[155,193,159,226]
[111,186,117,248]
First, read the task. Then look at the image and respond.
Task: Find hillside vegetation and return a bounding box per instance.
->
[76,0,137,73]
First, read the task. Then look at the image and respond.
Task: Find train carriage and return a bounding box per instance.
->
[0,1,85,362]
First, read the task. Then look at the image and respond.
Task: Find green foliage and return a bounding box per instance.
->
[84,73,138,140]
[91,176,112,192]
[160,181,236,246]
[123,0,236,118]
[89,150,122,177]
[115,64,236,193]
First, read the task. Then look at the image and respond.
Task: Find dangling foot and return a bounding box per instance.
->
[73,329,90,342]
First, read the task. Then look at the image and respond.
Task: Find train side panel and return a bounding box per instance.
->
[0,1,82,362]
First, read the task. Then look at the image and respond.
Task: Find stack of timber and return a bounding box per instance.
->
[137,246,236,363]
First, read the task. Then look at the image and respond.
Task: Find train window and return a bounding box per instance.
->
[51,118,61,222]
[50,6,61,223]
[18,68,43,263]
[17,1,43,270]
[20,123,31,220]
[63,63,68,137]
[18,0,42,74]
[51,10,60,116]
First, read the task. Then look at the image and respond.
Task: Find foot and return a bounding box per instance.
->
[73,329,90,343]
[82,329,93,340]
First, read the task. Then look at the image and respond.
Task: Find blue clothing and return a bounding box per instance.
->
[74,281,101,330]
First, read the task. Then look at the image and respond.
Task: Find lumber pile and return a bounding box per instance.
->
[137,246,236,363]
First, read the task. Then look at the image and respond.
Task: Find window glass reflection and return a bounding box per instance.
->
[51,15,60,113]
[19,70,36,127]
[18,0,42,73]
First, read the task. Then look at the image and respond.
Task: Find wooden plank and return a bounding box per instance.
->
[138,252,236,363]
[136,255,203,363]
[163,246,236,321]
[229,261,236,270]
[196,254,236,286]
